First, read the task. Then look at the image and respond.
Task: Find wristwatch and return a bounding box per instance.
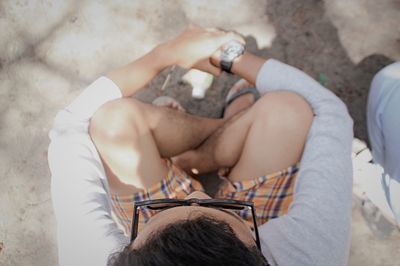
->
[219,40,245,73]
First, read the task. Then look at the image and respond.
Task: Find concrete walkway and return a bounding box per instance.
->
[1,1,399,265]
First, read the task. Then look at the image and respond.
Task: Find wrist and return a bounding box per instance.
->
[210,51,246,73]
[230,51,250,74]
[230,52,266,85]
[210,41,246,74]
[210,50,221,68]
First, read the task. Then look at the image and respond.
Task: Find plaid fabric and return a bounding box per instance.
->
[215,164,299,228]
[110,160,204,235]
[111,161,298,236]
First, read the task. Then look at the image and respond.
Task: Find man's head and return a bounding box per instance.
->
[108,191,268,266]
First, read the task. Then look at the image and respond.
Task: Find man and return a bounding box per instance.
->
[49,25,353,265]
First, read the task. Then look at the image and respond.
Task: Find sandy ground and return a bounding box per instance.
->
[1,0,399,265]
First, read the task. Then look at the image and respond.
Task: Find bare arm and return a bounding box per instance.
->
[230,52,266,85]
[107,25,244,97]
[106,46,168,97]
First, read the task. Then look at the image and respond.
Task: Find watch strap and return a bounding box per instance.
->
[220,60,233,74]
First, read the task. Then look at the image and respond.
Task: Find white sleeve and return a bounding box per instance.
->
[48,77,128,266]
[256,60,353,266]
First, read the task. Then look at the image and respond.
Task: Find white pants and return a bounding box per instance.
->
[367,62,400,223]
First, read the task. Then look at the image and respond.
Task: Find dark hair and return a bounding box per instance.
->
[108,216,268,266]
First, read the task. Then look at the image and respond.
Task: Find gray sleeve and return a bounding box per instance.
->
[255,60,353,266]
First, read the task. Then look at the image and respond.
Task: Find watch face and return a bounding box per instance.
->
[222,41,244,60]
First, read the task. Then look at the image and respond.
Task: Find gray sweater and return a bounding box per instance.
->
[49,59,353,266]
[257,60,353,266]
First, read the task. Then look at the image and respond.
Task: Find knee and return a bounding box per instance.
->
[90,98,146,142]
[251,91,313,130]
[373,62,400,84]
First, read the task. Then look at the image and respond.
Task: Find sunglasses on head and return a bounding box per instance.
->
[130,198,261,250]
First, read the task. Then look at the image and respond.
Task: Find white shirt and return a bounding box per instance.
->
[49,77,128,266]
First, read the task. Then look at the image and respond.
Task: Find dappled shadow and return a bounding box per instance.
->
[0,1,87,84]
[2,1,398,264]
[138,0,395,144]
[136,0,396,195]
[259,0,394,142]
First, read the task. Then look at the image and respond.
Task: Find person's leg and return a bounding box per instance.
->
[89,98,223,194]
[226,91,313,181]
[367,62,400,168]
[381,90,400,223]
[367,61,400,223]
[177,91,313,181]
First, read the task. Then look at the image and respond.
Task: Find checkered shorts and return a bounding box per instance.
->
[111,161,298,236]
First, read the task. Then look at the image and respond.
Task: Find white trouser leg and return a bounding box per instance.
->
[367,62,400,223]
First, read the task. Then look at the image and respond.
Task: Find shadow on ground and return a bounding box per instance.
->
[1,0,399,265]
[135,0,395,196]
[137,0,394,144]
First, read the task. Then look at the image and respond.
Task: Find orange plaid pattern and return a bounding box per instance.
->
[110,160,204,235]
[111,162,298,236]
[216,164,299,228]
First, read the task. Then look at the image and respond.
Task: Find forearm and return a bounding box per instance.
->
[231,52,266,85]
[107,26,245,96]
[107,44,171,97]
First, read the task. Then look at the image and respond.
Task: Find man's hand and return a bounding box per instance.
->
[107,24,246,97]
[161,24,245,76]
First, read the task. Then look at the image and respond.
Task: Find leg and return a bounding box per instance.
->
[367,62,400,223]
[226,91,313,180]
[380,90,400,224]
[180,91,313,181]
[89,98,223,194]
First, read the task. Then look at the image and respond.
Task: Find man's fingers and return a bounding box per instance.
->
[210,49,222,68]
[193,60,222,76]
[201,60,222,76]
[218,167,231,177]
[207,64,222,76]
